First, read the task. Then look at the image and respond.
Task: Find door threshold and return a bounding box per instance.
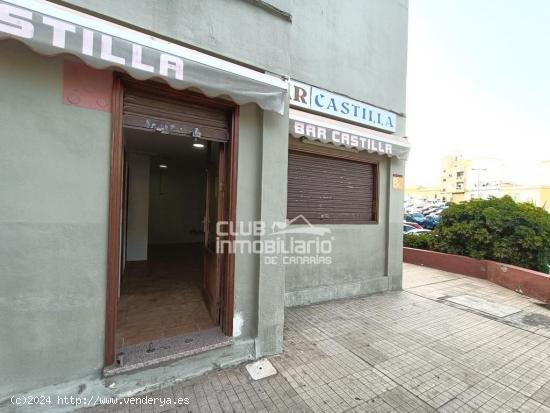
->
[104,327,232,377]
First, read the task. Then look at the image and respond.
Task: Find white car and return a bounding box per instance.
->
[408,228,431,235]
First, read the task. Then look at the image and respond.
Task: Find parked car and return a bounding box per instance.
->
[422,215,440,230]
[404,212,426,226]
[404,220,422,229]
[408,228,432,235]
[421,206,433,215]
[424,205,444,215]
[403,223,417,233]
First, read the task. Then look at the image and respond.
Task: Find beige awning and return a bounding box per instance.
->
[0,0,288,113]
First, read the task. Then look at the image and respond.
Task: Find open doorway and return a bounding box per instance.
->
[105,82,236,372]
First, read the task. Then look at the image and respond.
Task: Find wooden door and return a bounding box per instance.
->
[203,143,225,325]
[105,78,237,367]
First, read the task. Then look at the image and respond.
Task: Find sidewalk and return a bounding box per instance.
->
[85,264,550,412]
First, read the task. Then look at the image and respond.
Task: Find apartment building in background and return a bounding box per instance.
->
[439,155,504,202]
[407,156,550,210]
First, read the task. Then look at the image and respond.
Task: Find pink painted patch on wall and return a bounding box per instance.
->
[63,60,113,112]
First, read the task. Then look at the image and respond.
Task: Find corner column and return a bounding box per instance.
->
[255,104,289,356]
[386,156,406,290]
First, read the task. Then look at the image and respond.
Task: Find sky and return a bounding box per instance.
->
[406,0,550,186]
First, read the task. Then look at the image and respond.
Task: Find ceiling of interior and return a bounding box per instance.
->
[124,127,208,167]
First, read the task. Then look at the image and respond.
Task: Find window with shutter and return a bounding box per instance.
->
[287,149,378,224]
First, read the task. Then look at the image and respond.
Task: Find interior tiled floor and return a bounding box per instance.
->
[116,243,216,347]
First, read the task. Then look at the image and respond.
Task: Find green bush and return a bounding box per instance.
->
[403,232,432,250]
[429,196,550,273]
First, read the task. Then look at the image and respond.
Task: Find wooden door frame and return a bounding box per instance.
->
[104,74,238,367]
[202,141,225,325]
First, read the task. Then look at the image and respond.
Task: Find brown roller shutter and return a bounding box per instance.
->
[122,89,230,142]
[287,150,377,224]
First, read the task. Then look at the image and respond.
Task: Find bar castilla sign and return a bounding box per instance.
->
[289,117,410,160]
[289,80,397,133]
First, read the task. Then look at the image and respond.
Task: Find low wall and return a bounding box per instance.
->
[404,248,550,303]
[403,248,486,278]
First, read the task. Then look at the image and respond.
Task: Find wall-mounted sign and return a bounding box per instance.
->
[290,119,411,159]
[289,80,397,133]
[392,174,404,190]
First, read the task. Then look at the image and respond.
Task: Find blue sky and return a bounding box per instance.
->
[406,0,550,185]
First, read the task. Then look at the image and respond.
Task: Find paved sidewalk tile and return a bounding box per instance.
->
[82,264,550,412]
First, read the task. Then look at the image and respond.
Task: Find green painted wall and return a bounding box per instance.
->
[0,0,408,400]
[60,0,408,114]
[0,41,110,396]
[256,106,289,355]
[60,0,291,75]
[233,104,262,340]
[0,44,278,399]
[289,0,409,114]
[284,155,392,307]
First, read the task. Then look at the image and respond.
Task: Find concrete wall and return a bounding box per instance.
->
[284,152,406,307]
[61,0,408,116]
[0,41,110,396]
[289,0,409,114]
[148,161,206,245]
[61,0,291,75]
[126,153,150,260]
[387,157,406,290]
[0,0,407,400]
[233,104,263,341]
[256,106,289,355]
[0,44,281,398]
[283,221,387,307]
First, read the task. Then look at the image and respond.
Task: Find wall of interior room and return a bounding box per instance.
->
[126,153,150,262]
[148,159,207,246]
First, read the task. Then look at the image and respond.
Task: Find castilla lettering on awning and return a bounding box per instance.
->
[289,79,397,133]
[289,109,410,160]
[0,0,287,113]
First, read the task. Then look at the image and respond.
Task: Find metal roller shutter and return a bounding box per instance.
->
[287,150,377,224]
[122,89,230,142]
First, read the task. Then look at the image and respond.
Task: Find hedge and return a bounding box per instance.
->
[403,196,550,273]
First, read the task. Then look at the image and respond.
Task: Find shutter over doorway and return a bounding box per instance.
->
[123,89,230,142]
